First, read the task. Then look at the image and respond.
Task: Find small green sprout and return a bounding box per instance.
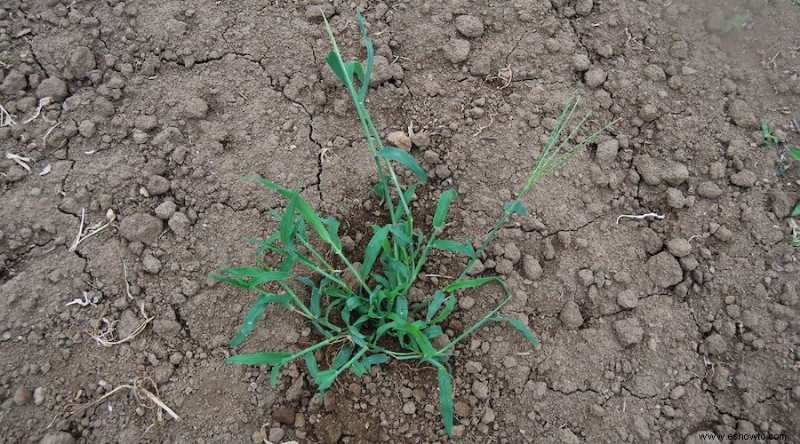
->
[761,119,780,149]
[212,13,617,436]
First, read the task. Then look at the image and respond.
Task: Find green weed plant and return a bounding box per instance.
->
[212,13,616,436]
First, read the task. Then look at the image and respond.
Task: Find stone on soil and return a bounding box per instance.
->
[36,77,68,101]
[119,213,163,246]
[455,15,484,38]
[614,318,644,346]
[646,251,683,288]
[559,301,584,329]
[443,39,471,63]
[522,255,543,280]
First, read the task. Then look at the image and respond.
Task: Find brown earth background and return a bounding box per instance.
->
[1,0,799,443]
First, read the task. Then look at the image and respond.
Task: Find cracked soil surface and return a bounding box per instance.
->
[1,1,800,443]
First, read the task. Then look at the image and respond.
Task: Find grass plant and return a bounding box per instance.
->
[212,13,617,436]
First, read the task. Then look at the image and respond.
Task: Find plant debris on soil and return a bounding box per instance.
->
[1,1,799,443]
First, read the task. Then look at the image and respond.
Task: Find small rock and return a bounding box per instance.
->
[458,295,475,310]
[646,252,683,288]
[614,318,644,346]
[730,170,756,188]
[481,406,496,424]
[273,406,296,424]
[468,259,485,276]
[455,15,484,38]
[643,64,666,82]
[146,175,170,195]
[36,77,68,101]
[182,96,208,119]
[727,99,757,128]
[0,69,27,95]
[119,213,163,246]
[503,243,522,264]
[769,191,794,218]
[472,381,489,400]
[575,0,593,16]
[155,200,177,220]
[402,401,416,415]
[78,120,96,138]
[117,309,141,339]
[617,290,639,309]
[558,427,581,444]
[572,54,591,72]
[135,114,159,131]
[142,254,162,274]
[94,96,115,117]
[697,181,723,199]
[584,68,607,89]
[442,39,471,64]
[669,385,685,400]
[70,46,96,79]
[661,162,689,186]
[495,257,513,275]
[522,255,543,280]
[13,387,32,405]
[666,187,686,208]
[152,318,182,339]
[33,387,45,405]
[39,432,76,444]
[577,269,594,287]
[639,104,659,122]
[666,238,691,257]
[559,301,584,329]
[595,139,619,164]
[168,212,191,238]
[704,333,727,355]
[268,427,286,443]
[465,361,483,374]
[386,130,412,151]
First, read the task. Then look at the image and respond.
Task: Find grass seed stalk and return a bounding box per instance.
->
[212,13,617,436]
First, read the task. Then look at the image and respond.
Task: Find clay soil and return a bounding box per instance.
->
[2,1,800,443]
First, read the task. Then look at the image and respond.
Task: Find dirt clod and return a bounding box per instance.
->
[273,406,296,425]
[442,39,471,64]
[119,213,163,246]
[386,130,412,151]
[730,170,757,188]
[39,432,76,444]
[646,252,683,288]
[559,301,584,330]
[727,99,758,128]
[455,15,484,38]
[613,318,644,346]
[36,77,68,101]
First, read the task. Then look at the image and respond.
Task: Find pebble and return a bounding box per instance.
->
[455,15,484,38]
[559,301,584,329]
[730,170,756,188]
[13,387,32,405]
[386,130,412,151]
[39,432,76,444]
[168,212,191,238]
[669,385,685,400]
[0,69,27,95]
[617,289,639,309]
[584,68,607,89]
[481,406,496,424]
[639,103,659,122]
[465,361,483,374]
[575,0,593,16]
[595,139,619,164]
[643,64,666,82]
[135,114,159,131]
[442,39,471,64]
[142,253,162,274]
[36,77,68,101]
[155,200,177,219]
[646,252,683,288]
[33,387,45,405]
[402,401,416,414]
[666,238,691,257]
[572,54,591,72]
[70,46,96,78]
[577,269,594,287]
[472,381,489,400]
[119,213,163,246]
[727,99,757,128]
[704,333,727,355]
[614,318,644,346]
[522,255,543,280]
[666,187,686,208]
[268,427,286,443]
[146,175,170,195]
[454,401,471,417]
[697,181,723,199]
[495,257,513,275]
[503,243,521,264]
[273,406,296,424]
[458,295,475,310]
[182,96,208,119]
[78,120,96,138]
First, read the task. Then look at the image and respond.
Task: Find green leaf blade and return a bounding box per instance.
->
[433,189,457,230]
[435,365,454,436]
[226,352,292,365]
[377,146,428,183]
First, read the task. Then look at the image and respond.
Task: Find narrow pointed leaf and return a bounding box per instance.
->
[356,12,374,100]
[435,364,454,436]
[425,291,447,322]
[424,325,444,339]
[489,317,540,347]
[431,239,476,259]
[332,343,355,369]
[443,276,498,292]
[431,293,457,324]
[377,146,428,183]
[433,189,457,229]
[248,177,332,245]
[361,225,391,280]
[305,351,320,379]
[503,201,529,216]
[230,293,293,347]
[226,352,292,365]
[792,203,800,218]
